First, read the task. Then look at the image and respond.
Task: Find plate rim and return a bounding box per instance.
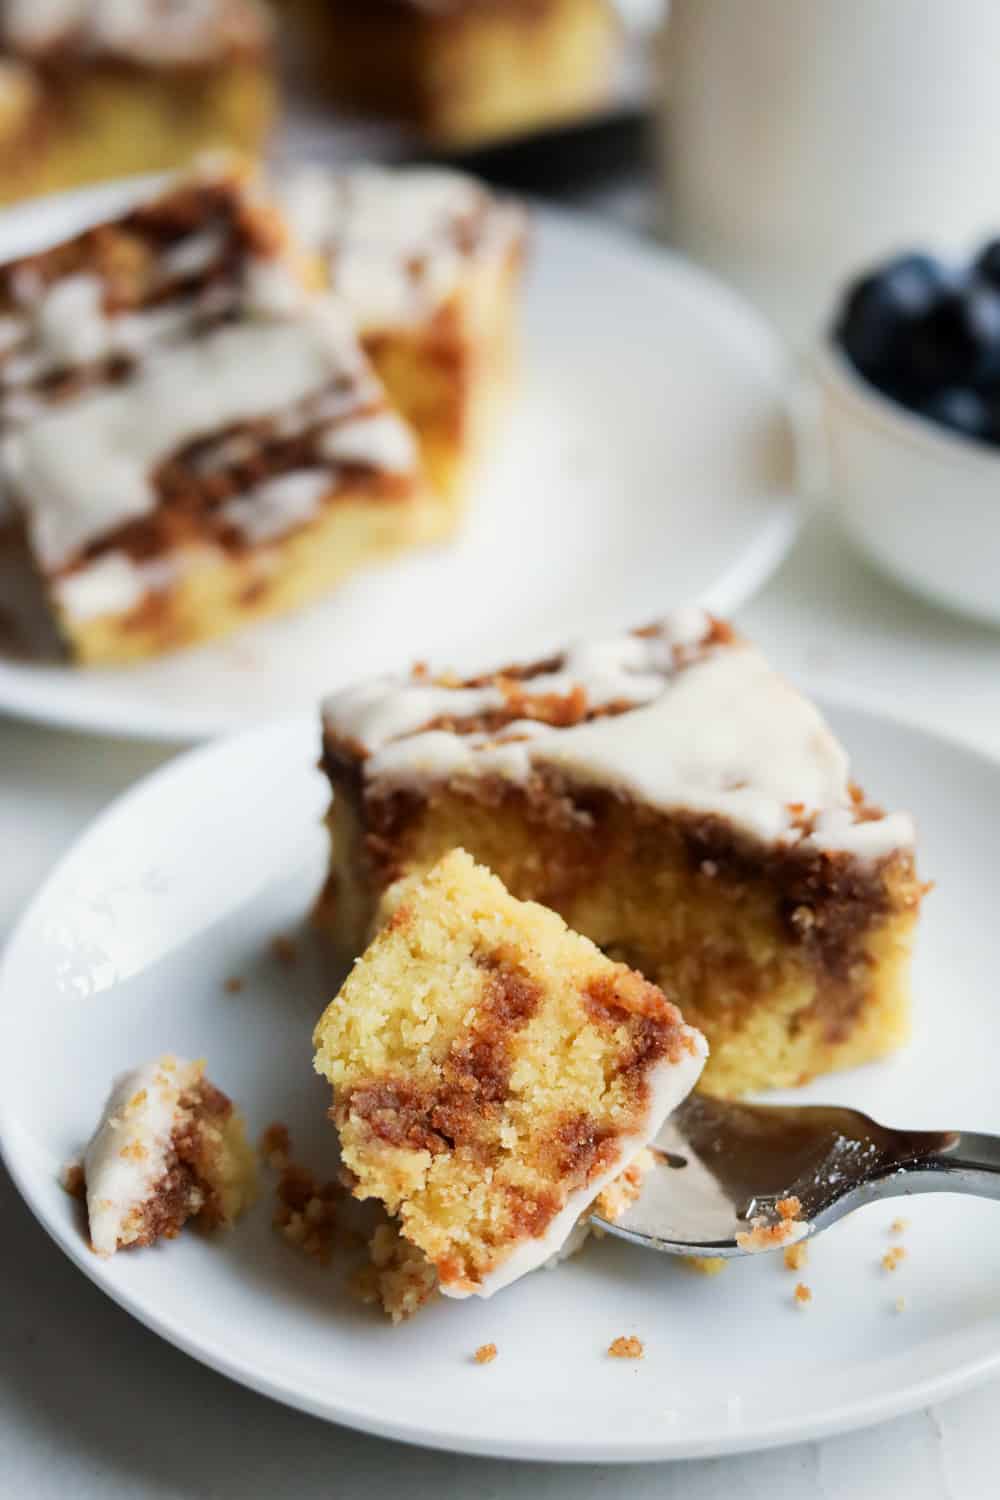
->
[0,192,802,746]
[2,689,999,1462]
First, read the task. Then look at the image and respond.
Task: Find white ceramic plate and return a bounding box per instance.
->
[0,186,798,743]
[2,698,1000,1463]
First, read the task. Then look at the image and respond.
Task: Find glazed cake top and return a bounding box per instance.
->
[1,0,271,64]
[0,164,419,582]
[322,608,915,860]
[280,165,525,330]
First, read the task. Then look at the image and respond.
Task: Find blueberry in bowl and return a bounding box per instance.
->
[818,238,1000,624]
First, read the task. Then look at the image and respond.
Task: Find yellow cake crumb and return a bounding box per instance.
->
[783,1242,809,1272]
[261,1123,342,1266]
[474,1343,498,1365]
[794,1282,812,1306]
[889,1217,909,1237]
[894,1296,907,1313]
[882,1246,907,1272]
[684,1256,728,1276]
[608,1335,644,1359]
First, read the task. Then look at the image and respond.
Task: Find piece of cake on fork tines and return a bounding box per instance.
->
[316,609,926,1098]
[281,164,527,508]
[0,159,447,666]
[313,848,707,1317]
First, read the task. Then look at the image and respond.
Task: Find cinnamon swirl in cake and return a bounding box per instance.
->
[314,848,706,1312]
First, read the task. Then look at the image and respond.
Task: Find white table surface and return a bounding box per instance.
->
[3,508,1000,1498]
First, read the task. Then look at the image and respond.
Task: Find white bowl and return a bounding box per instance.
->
[817,341,1000,624]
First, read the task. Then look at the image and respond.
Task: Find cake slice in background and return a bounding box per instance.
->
[0,58,46,205]
[0,0,277,204]
[314,848,707,1313]
[317,610,925,1098]
[291,0,620,149]
[0,160,446,665]
[281,164,527,507]
[81,1055,256,1256]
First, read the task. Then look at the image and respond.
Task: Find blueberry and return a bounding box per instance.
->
[835,253,952,383]
[915,386,993,442]
[901,283,1000,390]
[973,238,1000,289]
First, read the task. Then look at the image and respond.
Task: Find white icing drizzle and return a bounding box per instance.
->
[2,0,270,64]
[280,165,524,330]
[83,1055,202,1257]
[442,1029,708,1300]
[0,256,292,396]
[4,304,398,570]
[219,469,332,544]
[53,551,181,622]
[320,410,418,473]
[322,611,915,861]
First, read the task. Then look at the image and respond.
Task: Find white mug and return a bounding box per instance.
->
[659,0,1000,343]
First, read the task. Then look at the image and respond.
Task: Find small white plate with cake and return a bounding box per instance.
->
[0,164,799,742]
[1,615,998,1462]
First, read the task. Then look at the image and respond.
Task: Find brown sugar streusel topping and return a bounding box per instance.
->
[608,1335,644,1360]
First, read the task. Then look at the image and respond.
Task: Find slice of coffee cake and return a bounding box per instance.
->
[314,849,706,1306]
[317,610,924,1097]
[0,160,444,664]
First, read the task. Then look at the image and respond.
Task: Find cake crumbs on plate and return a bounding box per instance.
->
[270,934,298,966]
[794,1282,812,1307]
[608,1335,644,1359]
[474,1343,498,1365]
[223,975,244,994]
[259,1121,291,1172]
[61,1162,85,1200]
[783,1241,808,1272]
[889,1217,909,1237]
[894,1296,907,1313]
[882,1246,907,1272]
[260,1123,343,1266]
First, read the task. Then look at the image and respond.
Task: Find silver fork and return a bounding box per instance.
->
[592,1094,1000,1257]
